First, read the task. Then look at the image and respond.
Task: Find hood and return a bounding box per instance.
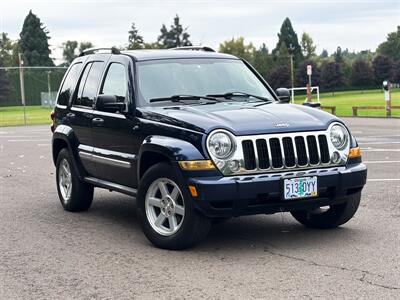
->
[138,102,340,135]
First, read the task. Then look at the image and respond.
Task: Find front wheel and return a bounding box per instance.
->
[137,163,211,250]
[290,192,361,229]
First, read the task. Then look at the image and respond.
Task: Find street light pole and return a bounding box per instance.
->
[18,53,27,126]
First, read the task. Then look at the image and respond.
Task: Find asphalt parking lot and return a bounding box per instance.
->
[0,117,399,299]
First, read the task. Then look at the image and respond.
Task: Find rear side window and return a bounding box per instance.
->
[57,63,82,106]
[101,63,127,102]
[74,61,104,107]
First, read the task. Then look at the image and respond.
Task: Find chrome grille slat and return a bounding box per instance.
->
[238,130,344,174]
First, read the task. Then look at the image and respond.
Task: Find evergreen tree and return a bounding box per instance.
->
[377,26,400,61]
[19,10,53,66]
[334,46,344,64]
[0,32,15,66]
[300,32,316,59]
[351,59,374,88]
[128,23,144,49]
[372,54,393,84]
[320,49,329,58]
[157,15,192,48]
[0,58,11,103]
[253,43,272,78]
[272,18,302,65]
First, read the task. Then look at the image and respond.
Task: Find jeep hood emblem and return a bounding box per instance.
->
[274,123,290,128]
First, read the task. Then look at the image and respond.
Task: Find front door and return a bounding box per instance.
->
[91,56,138,187]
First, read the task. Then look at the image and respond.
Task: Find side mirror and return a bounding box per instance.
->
[96,95,126,113]
[275,88,291,103]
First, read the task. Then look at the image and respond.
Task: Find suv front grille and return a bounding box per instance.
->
[241,133,332,171]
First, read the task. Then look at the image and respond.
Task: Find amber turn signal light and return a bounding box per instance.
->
[188,185,198,197]
[348,147,361,158]
[178,160,215,170]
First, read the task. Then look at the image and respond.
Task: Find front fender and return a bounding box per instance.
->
[139,135,206,161]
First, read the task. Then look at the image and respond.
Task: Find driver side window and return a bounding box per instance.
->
[100,63,127,103]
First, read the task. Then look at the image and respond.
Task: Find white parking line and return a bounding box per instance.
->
[364,160,400,164]
[359,141,400,145]
[7,139,49,142]
[368,178,400,182]
[362,149,400,152]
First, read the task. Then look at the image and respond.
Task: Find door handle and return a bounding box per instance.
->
[66,112,75,119]
[92,117,104,126]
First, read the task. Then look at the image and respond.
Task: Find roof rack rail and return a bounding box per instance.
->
[172,46,215,52]
[79,47,121,57]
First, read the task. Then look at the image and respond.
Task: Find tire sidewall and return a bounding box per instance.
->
[137,162,208,249]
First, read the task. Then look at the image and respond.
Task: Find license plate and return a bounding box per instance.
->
[283,177,318,200]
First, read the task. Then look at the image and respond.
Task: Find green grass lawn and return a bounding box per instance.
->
[294,88,400,117]
[0,106,53,127]
[0,88,399,126]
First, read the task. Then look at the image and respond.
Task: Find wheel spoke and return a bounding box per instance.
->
[168,215,178,231]
[158,181,169,198]
[62,163,69,176]
[154,214,166,227]
[175,204,185,216]
[148,197,162,208]
[170,186,179,201]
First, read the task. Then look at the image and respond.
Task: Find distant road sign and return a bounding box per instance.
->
[307,65,312,75]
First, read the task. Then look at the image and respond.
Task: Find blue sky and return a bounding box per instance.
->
[1,0,399,63]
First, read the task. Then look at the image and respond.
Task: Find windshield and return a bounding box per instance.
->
[136,58,274,106]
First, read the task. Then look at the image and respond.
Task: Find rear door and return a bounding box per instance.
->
[70,59,105,176]
[91,55,137,187]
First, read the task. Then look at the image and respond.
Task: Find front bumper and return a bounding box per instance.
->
[186,163,367,218]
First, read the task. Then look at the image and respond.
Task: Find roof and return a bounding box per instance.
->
[121,49,239,61]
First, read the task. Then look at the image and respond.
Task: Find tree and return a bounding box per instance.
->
[19,10,53,66]
[0,58,11,103]
[334,46,344,64]
[295,60,320,87]
[78,42,94,54]
[391,60,400,83]
[377,26,400,61]
[157,15,192,48]
[0,32,15,66]
[253,43,272,78]
[321,61,344,93]
[300,32,316,59]
[320,49,329,58]
[128,23,144,49]
[372,54,393,84]
[62,40,78,64]
[267,65,291,90]
[272,17,302,65]
[219,37,255,63]
[350,59,374,88]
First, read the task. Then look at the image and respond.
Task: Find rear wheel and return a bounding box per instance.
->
[56,148,93,212]
[137,163,211,250]
[290,192,361,229]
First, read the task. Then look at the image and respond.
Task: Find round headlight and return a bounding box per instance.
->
[207,131,235,159]
[330,124,349,150]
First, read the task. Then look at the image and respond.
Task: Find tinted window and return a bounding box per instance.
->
[75,61,104,107]
[101,63,127,102]
[57,63,82,105]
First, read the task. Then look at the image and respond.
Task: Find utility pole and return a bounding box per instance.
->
[47,71,52,107]
[18,53,27,126]
[289,44,295,103]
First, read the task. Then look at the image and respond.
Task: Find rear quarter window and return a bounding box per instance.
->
[57,63,82,106]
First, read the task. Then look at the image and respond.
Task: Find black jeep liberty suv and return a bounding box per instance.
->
[51,47,367,249]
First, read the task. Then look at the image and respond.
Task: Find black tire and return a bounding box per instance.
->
[290,192,361,229]
[137,162,211,250]
[56,148,94,212]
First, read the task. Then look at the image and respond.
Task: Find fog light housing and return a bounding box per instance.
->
[331,151,341,163]
[228,160,240,172]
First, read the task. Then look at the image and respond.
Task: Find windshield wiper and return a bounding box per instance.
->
[206,91,272,102]
[149,94,221,103]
